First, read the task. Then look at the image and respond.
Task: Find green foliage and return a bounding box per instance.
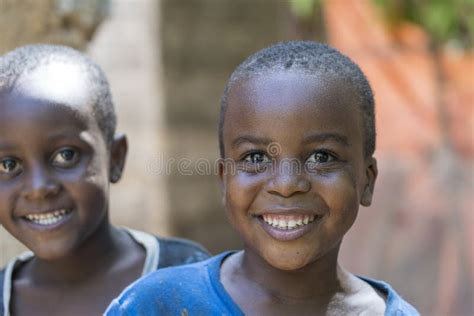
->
[374,0,474,48]
[289,0,322,19]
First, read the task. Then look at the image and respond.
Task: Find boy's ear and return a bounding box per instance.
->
[109,133,128,183]
[361,157,378,207]
[218,158,226,205]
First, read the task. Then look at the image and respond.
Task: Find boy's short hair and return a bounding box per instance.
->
[219,41,375,158]
[0,44,116,144]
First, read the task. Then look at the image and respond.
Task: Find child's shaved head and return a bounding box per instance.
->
[0,44,116,144]
[219,41,375,157]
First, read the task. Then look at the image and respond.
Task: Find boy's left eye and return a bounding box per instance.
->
[306,151,335,164]
[52,148,79,168]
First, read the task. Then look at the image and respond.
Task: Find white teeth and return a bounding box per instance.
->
[262,214,318,230]
[24,209,70,226]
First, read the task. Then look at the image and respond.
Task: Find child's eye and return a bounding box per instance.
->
[240,152,272,173]
[306,151,335,164]
[52,148,79,168]
[243,152,271,164]
[0,157,22,175]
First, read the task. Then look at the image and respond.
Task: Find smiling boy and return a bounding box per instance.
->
[106,41,419,315]
[0,44,209,316]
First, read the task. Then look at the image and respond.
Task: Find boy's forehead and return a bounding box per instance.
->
[11,60,93,111]
[228,71,358,114]
[222,70,365,149]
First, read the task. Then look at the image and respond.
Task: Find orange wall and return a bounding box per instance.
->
[325,1,473,314]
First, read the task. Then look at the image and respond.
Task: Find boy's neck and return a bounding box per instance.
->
[238,244,345,300]
[22,219,126,286]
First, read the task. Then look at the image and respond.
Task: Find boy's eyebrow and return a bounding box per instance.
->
[303,132,349,146]
[0,143,16,151]
[46,132,90,142]
[232,135,273,148]
[44,130,97,149]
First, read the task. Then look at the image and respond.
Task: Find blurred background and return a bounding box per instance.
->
[0,0,472,314]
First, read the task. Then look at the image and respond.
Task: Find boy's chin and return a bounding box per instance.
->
[260,248,315,271]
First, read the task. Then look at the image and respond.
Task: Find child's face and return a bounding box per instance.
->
[0,61,126,260]
[220,71,377,271]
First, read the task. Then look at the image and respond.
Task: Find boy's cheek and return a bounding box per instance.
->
[225,173,265,205]
[65,173,109,201]
[0,195,24,245]
[60,166,109,207]
[305,173,361,229]
[0,184,19,217]
[60,158,109,186]
[310,168,359,194]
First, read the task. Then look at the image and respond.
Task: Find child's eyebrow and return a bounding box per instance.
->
[302,133,349,146]
[0,143,17,151]
[232,135,273,148]
[46,130,96,145]
[46,132,86,141]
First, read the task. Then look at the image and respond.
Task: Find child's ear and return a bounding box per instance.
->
[109,133,128,183]
[361,157,377,207]
[218,158,226,205]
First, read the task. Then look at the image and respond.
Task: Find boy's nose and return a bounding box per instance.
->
[265,160,311,197]
[22,167,61,201]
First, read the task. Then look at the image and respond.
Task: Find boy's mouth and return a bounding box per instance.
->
[22,209,72,226]
[257,213,322,241]
[261,214,317,230]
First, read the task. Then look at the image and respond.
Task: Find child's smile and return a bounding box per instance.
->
[0,62,114,260]
[220,71,377,271]
[258,211,322,241]
[19,209,73,230]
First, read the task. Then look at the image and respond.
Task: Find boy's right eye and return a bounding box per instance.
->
[0,158,22,176]
[243,152,271,164]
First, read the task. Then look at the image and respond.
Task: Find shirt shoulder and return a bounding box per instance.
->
[105,257,213,316]
[106,264,206,315]
[359,276,420,316]
[122,227,210,272]
[105,253,240,316]
[157,236,211,269]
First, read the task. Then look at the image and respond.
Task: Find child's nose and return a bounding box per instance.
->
[22,166,61,201]
[265,160,311,197]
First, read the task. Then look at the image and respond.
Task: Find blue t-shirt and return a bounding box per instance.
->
[105,252,419,316]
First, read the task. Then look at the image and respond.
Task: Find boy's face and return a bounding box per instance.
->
[0,61,126,260]
[220,71,377,271]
